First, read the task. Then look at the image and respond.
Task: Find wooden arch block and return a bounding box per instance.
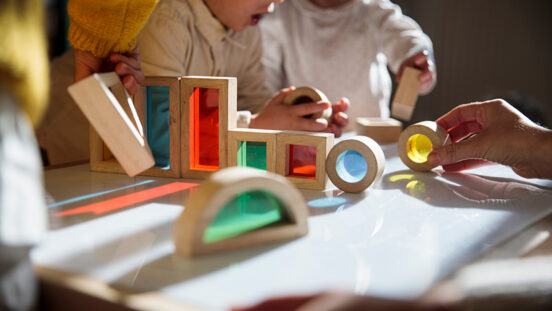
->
[174,167,308,256]
[276,131,333,190]
[181,77,237,179]
[391,67,421,121]
[326,136,385,193]
[355,117,403,144]
[283,86,332,121]
[68,72,154,177]
[228,128,280,172]
[398,121,448,171]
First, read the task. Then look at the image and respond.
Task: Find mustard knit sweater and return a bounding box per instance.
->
[0,0,49,126]
[68,0,158,58]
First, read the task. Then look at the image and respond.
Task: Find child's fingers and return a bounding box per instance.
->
[110,53,141,71]
[115,62,145,85]
[122,75,140,95]
[295,117,328,132]
[332,97,350,113]
[289,101,330,117]
[332,112,349,127]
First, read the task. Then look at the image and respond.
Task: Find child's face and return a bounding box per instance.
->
[204,0,283,31]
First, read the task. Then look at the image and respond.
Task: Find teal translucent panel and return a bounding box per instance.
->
[203,190,287,243]
[336,150,367,183]
[237,141,267,170]
[146,86,170,168]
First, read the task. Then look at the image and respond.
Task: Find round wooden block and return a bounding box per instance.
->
[283,86,332,120]
[397,121,448,171]
[174,167,308,256]
[326,136,385,193]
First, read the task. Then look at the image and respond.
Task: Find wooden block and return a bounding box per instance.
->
[283,86,332,120]
[132,76,181,177]
[68,72,154,177]
[275,131,334,190]
[174,167,308,257]
[228,129,280,172]
[326,136,385,193]
[355,117,403,143]
[391,67,421,121]
[398,121,448,171]
[181,76,237,179]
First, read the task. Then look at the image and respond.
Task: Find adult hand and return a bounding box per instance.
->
[427,99,552,179]
[397,50,436,95]
[326,97,350,138]
[250,86,330,132]
[73,46,144,96]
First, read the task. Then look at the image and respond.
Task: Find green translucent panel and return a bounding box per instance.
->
[203,190,287,243]
[237,141,267,170]
[146,86,170,168]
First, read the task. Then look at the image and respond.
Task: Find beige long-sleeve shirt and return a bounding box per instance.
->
[260,0,434,130]
[137,0,272,115]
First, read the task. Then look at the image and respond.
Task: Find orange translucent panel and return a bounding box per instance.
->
[190,88,219,171]
[287,144,316,179]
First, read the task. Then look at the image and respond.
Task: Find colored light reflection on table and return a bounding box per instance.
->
[55,182,197,217]
[237,141,267,170]
[336,150,367,183]
[203,190,287,243]
[406,134,432,163]
[147,85,171,167]
[388,173,429,202]
[287,145,316,179]
[190,88,219,171]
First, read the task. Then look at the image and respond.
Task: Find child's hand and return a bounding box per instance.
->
[397,50,436,95]
[326,97,350,138]
[74,46,144,96]
[250,87,330,132]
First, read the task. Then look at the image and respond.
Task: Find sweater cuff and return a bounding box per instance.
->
[69,22,136,58]
[237,110,252,128]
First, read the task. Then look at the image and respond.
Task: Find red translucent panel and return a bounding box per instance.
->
[190,88,219,171]
[287,144,316,179]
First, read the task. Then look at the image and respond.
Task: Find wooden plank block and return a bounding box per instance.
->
[228,128,280,172]
[174,167,308,257]
[67,72,154,177]
[398,121,448,171]
[326,136,385,193]
[181,77,237,179]
[391,67,422,121]
[275,131,334,190]
[355,117,403,144]
[283,86,332,120]
[133,76,181,178]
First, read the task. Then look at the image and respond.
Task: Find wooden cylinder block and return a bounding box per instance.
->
[398,121,448,171]
[283,86,332,120]
[326,136,385,193]
[174,167,308,256]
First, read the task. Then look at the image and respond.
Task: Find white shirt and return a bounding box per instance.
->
[260,0,434,130]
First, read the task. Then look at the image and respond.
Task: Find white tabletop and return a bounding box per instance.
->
[34,142,552,310]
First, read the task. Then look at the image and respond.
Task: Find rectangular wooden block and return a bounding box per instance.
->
[355,117,403,143]
[68,72,154,177]
[391,67,421,121]
[276,131,333,190]
[87,76,181,177]
[228,129,280,172]
[181,76,237,179]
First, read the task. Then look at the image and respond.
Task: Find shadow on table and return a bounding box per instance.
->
[380,170,552,210]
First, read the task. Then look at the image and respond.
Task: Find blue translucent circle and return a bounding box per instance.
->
[336,150,367,183]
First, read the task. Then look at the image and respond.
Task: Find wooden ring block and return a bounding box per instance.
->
[283,86,332,120]
[398,121,448,171]
[355,117,402,144]
[174,167,308,257]
[326,136,385,193]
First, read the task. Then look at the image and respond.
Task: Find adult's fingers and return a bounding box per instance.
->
[441,159,493,172]
[447,120,482,143]
[232,295,313,311]
[435,102,486,131]
[427,136,485,167]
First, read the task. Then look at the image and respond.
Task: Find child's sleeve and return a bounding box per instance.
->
[369,0,434,73]
[236,29,273,114]
[68,0,158,57]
